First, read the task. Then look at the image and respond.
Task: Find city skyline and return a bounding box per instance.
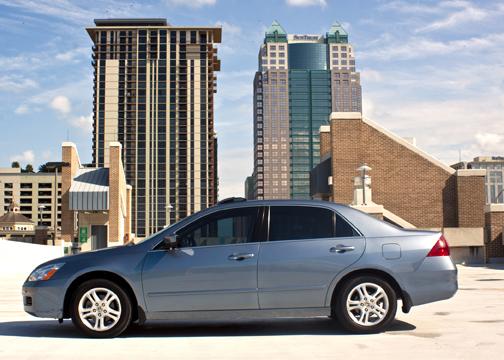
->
[1,0,504,199]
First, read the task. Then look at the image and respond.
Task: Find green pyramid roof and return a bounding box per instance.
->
[327,22,348,43]
[328,22,348,36]
[266,20,287,36]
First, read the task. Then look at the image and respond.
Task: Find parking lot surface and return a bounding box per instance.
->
[0,265,503,359]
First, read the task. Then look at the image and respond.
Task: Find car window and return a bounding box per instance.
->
[178,207,260,248]
[335,213,359,237]
[269,206,334,241]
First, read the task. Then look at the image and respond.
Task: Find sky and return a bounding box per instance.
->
[0,0,503,199]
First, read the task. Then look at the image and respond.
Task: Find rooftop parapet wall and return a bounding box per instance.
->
[456,169,486,228]
[485,204,504,258]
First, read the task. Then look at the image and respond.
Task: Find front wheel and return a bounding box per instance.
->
[333,275,397,333]
[71,279,132,338]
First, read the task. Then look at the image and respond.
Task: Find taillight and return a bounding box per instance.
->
[427,235,450,257]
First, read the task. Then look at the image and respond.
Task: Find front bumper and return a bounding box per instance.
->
[400,256,458,306]
[22,281,66,319]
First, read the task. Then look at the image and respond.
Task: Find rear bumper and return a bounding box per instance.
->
[400,256,458,306]
[22,281,65,319]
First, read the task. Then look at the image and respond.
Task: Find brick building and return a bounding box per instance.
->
[311,112,504,263]
[61,142,132,251]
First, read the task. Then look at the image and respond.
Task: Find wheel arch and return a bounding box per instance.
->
[329,268,412,313]
[63,271,139,321]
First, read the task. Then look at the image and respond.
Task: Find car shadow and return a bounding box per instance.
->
[0,318,415,338]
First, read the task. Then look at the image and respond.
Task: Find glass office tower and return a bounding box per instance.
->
[251,21,361,200]
[87,19,220,238]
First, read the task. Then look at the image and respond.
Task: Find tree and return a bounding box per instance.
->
[38,162,61,173]
[25,164,34,173]
[11,161,20,168]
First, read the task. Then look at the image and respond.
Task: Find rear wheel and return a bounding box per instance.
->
[71,279,132,338]
[333,275,397,333]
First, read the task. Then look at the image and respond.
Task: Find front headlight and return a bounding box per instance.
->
[28,263,65,282]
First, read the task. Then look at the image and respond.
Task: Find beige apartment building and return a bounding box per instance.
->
[86,18,221,238]
[0,168,61,239]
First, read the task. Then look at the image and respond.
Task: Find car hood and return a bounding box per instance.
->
[35,244,135,269]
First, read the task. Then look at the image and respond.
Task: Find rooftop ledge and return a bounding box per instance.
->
[456,169,487,177]
[486,203,504,213]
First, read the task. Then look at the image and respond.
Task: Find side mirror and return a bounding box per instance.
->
[163,235,180,250]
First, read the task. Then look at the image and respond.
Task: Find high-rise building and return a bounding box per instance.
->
[87,19,221,238]
[251,21,361,200]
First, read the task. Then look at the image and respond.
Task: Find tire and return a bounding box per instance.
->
[71,279,132,338]
[333,275,397,334]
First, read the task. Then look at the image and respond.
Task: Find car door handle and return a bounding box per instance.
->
[330,245,355,253]
[228,253,255,261]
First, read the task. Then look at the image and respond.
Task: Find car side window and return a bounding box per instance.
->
[178,207,260,248]
[269,206,334,241]
[335,213,359,237]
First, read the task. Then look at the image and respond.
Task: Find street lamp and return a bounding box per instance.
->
[356,164,372,205]
[37,205,46,226]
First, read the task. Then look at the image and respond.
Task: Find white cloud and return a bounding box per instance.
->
[416,1,488,33]
[50,95,71,114]
[380,1,443,14]
[286,0,327,7]
[14,104,29,114]
[474,133,504,154]
[166,0,216,8]
[55,47,88,62]
[360,33,504,61]
[362,93,504,165]
[216,69,254,104]
[10,150,35,165]
[360,69,383,82]
[71,114,93,132]
[0,75,38,93]
[0,0,93,23]
[215,21,241,36]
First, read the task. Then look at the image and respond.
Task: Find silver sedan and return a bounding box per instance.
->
[22,199,457,337]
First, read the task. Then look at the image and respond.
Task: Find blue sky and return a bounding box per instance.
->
[0,0,503,198]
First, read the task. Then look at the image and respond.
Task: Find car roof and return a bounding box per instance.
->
[214,198,348,210]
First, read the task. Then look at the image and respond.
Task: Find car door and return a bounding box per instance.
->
[142,206,264,313]
[258,205,365,309]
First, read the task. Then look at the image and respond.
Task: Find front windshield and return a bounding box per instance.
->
[132,210,203,245]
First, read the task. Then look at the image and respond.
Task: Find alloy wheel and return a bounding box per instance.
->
[78,287,122,332]
[346,282,389,326]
